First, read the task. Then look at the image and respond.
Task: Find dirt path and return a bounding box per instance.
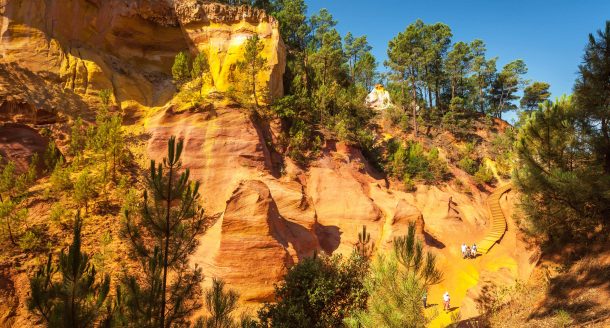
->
[425,184,531,327]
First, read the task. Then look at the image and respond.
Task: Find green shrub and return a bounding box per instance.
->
[386,141,447,184]
[257,253,368,327]
[457,142,479,175]
[49,159,72,192]
[457,157,477,175]
[383,105,406,126]
[554,309,573,328]
[403,174,416,192]
[19,229,41,251]
[474,164,495,186]
[49,203,65,223]
[92,231,113,274]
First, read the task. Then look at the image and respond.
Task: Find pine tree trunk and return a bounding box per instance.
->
[435,79,441,109]
[252,67,259,108]
[602,118,610,174]
[160,162,173,328]
[412,79,418,138]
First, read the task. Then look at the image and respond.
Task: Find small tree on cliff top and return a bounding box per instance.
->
[172,52,191,87]
[121,136,208,328]
[238,34,268,108]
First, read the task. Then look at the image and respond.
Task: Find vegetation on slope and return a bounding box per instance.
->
[2,1,609,327]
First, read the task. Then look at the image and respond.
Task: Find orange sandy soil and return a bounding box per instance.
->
[426,189,538,327]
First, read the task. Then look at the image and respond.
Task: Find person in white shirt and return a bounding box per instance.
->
[443,291,451,311]
[471,243,477,258]
[461,243,467,258]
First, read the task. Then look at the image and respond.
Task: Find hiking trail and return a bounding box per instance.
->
[477,183,512,255]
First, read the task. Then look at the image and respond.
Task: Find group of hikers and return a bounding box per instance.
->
[422,290,452,312]
[461,243,477,259]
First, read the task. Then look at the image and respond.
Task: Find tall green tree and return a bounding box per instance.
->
[387,20,426,137]
[574,21,610,174]
[310,9,344,88]
[520,81,551,111]
[27,212,111,327]
[421,22,452,109]
[488,59,528,117]
[344,32,372,83]
[238,34,268,107]
[469,40,496,113]
[446,41,472,99]
[122,136,208,328]
[273,0,311,94]
[514,97,610,241]
[355,52,378,91]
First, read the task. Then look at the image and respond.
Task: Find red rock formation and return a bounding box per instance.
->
[201,180,310,302]
[0,123,49,174]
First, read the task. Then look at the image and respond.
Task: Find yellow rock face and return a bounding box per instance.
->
[175,1,286,103]
[0,0,285,111]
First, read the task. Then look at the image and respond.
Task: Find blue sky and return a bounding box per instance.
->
[306,0,610,122]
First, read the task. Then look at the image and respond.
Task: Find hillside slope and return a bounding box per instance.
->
[0,1,538,326]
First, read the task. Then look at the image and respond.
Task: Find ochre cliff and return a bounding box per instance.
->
[0,1,536,326]
[0,0,284,112]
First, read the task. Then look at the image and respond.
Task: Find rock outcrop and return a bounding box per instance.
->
[204,180,295,302]
[0,0,285,112]
[0,123,48,174]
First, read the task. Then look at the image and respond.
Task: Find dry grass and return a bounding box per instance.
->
[464,248,610,328]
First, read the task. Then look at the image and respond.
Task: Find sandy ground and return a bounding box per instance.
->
[426,189,537,327]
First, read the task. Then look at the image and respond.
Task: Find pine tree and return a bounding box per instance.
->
[238,35,267,107]
[488,60,528,117]
[469,40,496,113]
[44,140,61,173]
[446,41,472,100]
[73,169,97,214]
[355,225,374,261]
[345,222,442,328]
[355,52,378,91]
[191,52,210,95]
[27,212,111,327]
[200,278,239,328]
[70,117,87,156]
[0,198,26,245]
[90,93,124,185]
[514,97,610,241]
[172,52,191,86]
[0,159,36,245]
[0,159,16,202]
[520,81,551,111]
[574,20,610,174]
[122,136,208,328]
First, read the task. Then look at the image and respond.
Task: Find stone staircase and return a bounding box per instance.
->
[477,183,512,254]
